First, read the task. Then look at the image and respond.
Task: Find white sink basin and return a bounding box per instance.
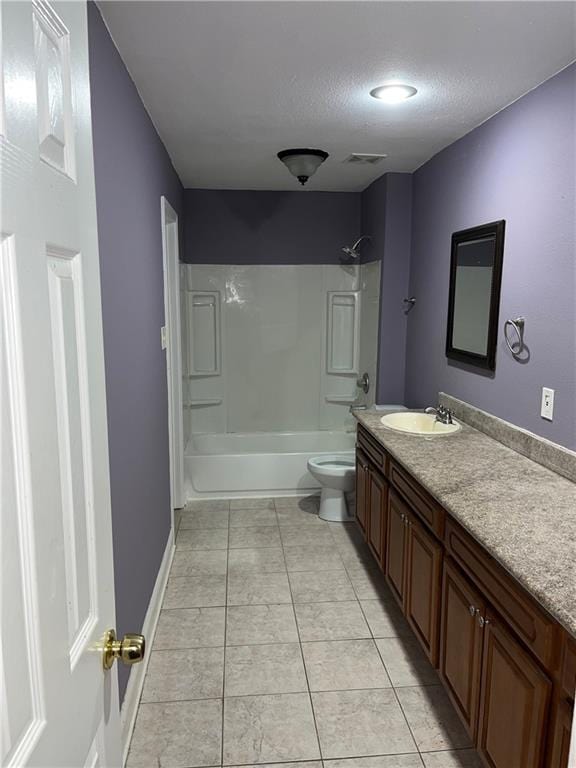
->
[380,411,461,436]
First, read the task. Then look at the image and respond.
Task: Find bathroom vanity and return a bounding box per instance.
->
[354,408,576,768]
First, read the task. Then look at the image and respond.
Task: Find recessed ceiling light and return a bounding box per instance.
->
[370,84,418,103]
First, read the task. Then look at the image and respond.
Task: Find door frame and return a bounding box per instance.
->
[161,196,184,516]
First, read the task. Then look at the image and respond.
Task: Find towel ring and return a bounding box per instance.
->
[504,317,525,356]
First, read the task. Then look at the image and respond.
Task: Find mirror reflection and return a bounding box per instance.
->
[446,221,505,370]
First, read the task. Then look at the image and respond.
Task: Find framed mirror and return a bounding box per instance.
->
[446,220,505,371]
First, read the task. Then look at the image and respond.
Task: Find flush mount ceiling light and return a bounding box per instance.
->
[277,148,329,186]
[370,84,418,103]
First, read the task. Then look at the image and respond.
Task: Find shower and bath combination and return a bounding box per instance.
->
[341,235,371,260]
[182,254,381,503]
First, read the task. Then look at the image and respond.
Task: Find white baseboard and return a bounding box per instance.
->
[120,527,174,765]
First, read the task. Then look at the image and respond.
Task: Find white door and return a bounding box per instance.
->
[1,2,122,766]
[161,196,184,512]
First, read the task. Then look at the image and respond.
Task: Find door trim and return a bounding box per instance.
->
[161,196,185,515]
[120,529,175,764]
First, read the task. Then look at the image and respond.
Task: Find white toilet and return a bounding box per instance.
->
[308,405,406,522]
[307,454,356,522]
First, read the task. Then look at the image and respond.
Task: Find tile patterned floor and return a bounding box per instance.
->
[128,496,483,768]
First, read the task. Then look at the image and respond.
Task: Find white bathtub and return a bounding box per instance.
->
[184,430,356,499]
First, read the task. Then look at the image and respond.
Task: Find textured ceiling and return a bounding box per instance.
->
[99,1,576,191]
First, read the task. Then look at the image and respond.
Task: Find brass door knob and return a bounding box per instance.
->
[102,629,145,670]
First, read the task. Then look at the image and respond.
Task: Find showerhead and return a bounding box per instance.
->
[341,235,371,260]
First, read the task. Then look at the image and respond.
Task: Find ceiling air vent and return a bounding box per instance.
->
[344,153,388,165]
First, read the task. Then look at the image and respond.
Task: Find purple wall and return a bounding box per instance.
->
[88,3,184,700]
[184,189,361,264]
[405,64,576,449]
[362,173,412,405]
[86,4,574,719]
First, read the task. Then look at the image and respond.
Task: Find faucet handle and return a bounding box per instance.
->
[426,404,453,424]
[357,372,370,394]
[441,406,454,424]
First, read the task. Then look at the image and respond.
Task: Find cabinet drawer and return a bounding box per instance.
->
[561,634,576,701]
[357,425,386,470]
[445,518,560,671]
[389,460,444,538]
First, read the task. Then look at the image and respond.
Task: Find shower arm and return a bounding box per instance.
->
[352,235,371,251]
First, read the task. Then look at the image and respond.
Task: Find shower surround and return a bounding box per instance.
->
[181,262,380,498]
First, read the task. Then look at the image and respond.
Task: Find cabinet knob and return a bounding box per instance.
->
[468,605,477,617]
[478,616,490,629]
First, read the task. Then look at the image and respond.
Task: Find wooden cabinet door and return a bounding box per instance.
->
[367,468,387,567]
[477,615,552,768]
[548,697,573,768]
[355,449,369,536]
[405,513,443,666]
[439,559,485,739]
[386,490,408,606]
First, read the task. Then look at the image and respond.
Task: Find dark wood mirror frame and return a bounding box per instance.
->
[445,220,506,371]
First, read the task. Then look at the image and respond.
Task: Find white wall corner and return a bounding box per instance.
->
[120,528,175,765]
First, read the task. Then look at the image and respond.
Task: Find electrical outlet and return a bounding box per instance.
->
[541,387,554,421]
[161,326,167,350]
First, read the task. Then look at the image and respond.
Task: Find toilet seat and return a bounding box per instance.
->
[308,454,355,478]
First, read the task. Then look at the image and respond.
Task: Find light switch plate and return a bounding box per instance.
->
[541,387,554,420]
[161,326,167,350]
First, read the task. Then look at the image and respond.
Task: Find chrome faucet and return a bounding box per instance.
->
[425,405,454,425]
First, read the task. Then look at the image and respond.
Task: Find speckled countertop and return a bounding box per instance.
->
[355,409,576,638]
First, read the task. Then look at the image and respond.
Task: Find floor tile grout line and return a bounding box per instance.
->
[170,565,351,580]
[393,687,425,758]
[367,602,422,755]
[227,496,324,765]
[221,511,231,766]
[151,642,226,651]
[175,547,361,567]
[140,680,418,707]
[394,682,472,758]
[208,598,372,610]
[278,498,325,763]
[351,562,463,757]
[152,630,410,653]
[219,750,427,768]
[128,510,183,764]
